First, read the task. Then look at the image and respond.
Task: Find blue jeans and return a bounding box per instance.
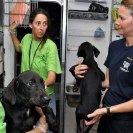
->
[48,93,56,133]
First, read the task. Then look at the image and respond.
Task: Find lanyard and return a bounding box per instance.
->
[29,38,43,70]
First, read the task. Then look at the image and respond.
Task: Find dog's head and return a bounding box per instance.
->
[3,70,50,107]
[77,41,100,66]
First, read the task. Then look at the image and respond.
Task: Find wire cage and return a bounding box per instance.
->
[4,0,39,27]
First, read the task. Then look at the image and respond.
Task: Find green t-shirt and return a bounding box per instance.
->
[0,102,6,133]
[20,34,62,95]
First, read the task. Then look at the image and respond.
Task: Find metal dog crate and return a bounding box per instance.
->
[4,0,33,27]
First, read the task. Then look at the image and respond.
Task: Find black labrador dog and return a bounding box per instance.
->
[1,70,58,133]
[69,42,105,133]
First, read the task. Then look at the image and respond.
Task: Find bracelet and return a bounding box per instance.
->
[106,107,111,116]
[8,29,16,34]
[36,126,47,133]
[44,80,47,89]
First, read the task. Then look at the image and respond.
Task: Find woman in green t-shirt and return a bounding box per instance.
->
[9,8,61,133]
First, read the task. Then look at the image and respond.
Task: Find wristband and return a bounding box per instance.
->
[9,29,16,34]
[44,80,47,90]
[36,126,47,133]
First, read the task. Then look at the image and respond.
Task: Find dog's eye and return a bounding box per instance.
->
[27,80,35,86]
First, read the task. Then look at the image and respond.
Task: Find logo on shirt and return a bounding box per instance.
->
[40,54,45,59]
[120,60,130,72]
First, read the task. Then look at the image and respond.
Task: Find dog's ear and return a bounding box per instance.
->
[92,45,100,58]
[3,77,18,105]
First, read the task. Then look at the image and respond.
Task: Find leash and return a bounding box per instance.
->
[29,37,43,70]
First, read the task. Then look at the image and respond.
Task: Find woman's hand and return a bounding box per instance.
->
[85,108,106,126]
[35,115,48,133]
[9,21,19,34]
[74,64,88,78]
[26,115,48,133]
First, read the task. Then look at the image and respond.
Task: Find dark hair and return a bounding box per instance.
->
[29,8,50,44]
[121,0,133,16]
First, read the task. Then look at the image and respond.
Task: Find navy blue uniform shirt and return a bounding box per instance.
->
[103,38,133,106]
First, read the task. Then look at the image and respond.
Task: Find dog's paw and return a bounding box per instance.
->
[42,106,59,133]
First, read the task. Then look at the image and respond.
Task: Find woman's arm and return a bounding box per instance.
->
[44,71,56,88]
[9,21,21,52]
[110,99,133,113]
[26,115,48,133]
[10,33,21,52]
[85,99,133,126]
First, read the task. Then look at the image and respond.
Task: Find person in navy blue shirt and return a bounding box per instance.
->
[74,0,133,132]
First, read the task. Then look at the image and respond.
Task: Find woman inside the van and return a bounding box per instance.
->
[9,8,61,133]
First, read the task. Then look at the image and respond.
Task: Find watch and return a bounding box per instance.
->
[106,107,111,116]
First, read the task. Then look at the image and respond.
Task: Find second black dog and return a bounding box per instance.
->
[1,70,58,133]
[69,42,105,133]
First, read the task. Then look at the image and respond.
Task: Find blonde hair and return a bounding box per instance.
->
[121,0,133,16]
